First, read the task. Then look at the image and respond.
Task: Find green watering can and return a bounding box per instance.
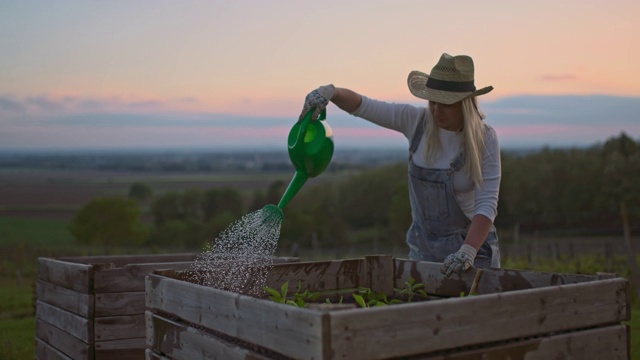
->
[262,108,334,224]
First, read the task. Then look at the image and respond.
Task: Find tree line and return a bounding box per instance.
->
[69,133,639,250]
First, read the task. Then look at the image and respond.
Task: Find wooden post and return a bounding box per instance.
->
[364,255,394,294]
[569,241,575,259]
[604,241,613,273]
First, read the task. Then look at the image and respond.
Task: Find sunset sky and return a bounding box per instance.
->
[1,1,639,151]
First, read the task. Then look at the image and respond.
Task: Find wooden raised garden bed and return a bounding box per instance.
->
[146,255,630,360]
[35,253,299,360]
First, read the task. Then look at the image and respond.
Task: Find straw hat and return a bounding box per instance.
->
[407,53,493,105]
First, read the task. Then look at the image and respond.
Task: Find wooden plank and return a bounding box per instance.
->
[146,312,272,360]
[36,338,73,360]
[146,274,326,360]
[365,255,394,294]
[95,314,146,342]
[96,336,146,351]
[37,280,94,318]
[263,258,365,292]
[328,277,629,359]
[95,337,146,360]
[38,257,92,293]
[394,259,599,297]
[36,300,92,344]
[421,324,629,359]
[94,261,195,293]
[59,253,199,267]
[36,319,93,360]
[272,256,301,263]
[95,292,145,316]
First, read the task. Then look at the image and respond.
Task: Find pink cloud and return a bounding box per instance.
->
[495,124,576,136]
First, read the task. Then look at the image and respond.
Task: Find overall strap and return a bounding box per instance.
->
[409,119,425,159]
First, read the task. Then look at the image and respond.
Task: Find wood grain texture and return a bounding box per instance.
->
[36,300,92,344]
[37,280,93,318]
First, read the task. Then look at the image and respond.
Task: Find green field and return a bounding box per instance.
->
[0,277,36,359]
[0,217,75,247]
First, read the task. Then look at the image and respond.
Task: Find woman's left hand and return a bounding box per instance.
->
[299,84,336,121]
[441,244,476,277]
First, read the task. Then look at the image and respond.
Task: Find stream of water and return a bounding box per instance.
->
[187,208,282,296]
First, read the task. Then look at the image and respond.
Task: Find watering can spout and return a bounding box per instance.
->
[277,171,307,209]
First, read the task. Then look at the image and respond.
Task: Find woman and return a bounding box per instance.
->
[300,53,501,277]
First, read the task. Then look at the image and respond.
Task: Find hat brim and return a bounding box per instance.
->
[407,70,493,105]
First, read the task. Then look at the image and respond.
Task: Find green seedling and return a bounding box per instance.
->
[267,278,430,309]
[265,281,289,304]
[394,276,429,303]
[264,280,319,308]
[290,281,320,307]
[352,293,368,308]
[353,287,402,308]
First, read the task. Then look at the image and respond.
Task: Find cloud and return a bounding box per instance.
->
[0,94,638,151]
[0,96,26,112]
[26,96,64,111]
[0,94,182,115]
[6,112,292,129]
[126,100,163,109]
[483,95,640,126]
[180,96,199,103]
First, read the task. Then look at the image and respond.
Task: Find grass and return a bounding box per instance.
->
[0,276,35,360]
[0,277,34,316]
[631,308,640,360]
[0,217,78,279]
[1,317,35,359]
[0,217,75,247]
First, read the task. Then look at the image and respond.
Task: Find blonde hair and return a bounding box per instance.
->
[423,97,487,187]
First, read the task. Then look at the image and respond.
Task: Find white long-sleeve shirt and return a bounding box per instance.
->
[351,96,501,222]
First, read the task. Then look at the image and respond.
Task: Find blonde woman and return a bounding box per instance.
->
[300,53,501,277]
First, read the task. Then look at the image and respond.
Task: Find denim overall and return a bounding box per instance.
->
[406,121,500,268]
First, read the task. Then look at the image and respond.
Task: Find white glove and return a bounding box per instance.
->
[441,244,476,277]
[299,84,336,121]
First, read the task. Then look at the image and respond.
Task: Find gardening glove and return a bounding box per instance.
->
[441,244,476,277]
[299,84,336,122]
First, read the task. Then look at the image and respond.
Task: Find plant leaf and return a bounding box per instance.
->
[353,293,367,308]
[265,287,283,302]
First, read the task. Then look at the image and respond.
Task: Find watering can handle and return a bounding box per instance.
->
[291,108,326,150]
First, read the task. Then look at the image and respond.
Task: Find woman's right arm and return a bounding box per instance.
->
[303,84,424,138]
[332,87,363,114]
